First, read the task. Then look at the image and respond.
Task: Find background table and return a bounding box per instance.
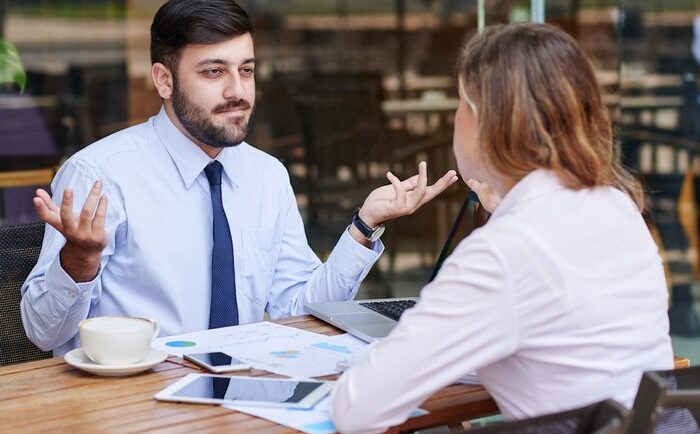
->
[0,315,498,433]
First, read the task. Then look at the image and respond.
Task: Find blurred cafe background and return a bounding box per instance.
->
[1,0,699,356]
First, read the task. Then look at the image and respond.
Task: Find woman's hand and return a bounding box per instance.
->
[466,178,501,213]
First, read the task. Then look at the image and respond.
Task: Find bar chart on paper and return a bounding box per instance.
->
[239,334,368,378]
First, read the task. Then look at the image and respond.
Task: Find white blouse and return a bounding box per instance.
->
[331,169,674,434]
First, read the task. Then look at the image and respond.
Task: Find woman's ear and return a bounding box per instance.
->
[151,63,174,99]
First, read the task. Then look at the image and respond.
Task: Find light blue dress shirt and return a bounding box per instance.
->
[21,107,382,356]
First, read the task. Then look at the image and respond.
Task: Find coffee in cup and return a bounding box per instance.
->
[79,316,160,365]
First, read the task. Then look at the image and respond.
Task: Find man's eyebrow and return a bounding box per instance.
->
[195,58,256,67]
[196,59,229,67]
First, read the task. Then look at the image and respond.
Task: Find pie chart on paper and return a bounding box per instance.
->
[165,341,197,348]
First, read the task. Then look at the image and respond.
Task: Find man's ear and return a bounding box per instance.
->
[151,63,174,99]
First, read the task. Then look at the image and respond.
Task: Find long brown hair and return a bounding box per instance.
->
[458,23,644,209]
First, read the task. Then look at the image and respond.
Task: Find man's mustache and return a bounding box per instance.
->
[213,100,252,113]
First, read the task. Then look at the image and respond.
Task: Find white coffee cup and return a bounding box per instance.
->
[79,316,160,365]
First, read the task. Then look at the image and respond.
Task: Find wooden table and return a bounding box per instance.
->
[0,316,498,433]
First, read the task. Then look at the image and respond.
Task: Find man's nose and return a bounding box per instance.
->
[223,74,246,100]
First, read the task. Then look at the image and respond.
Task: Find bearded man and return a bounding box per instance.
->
[21,0,457,355]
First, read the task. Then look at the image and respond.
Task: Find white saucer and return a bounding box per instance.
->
[65,348,168,377]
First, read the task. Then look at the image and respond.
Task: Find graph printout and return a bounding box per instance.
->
[153,322,368,378]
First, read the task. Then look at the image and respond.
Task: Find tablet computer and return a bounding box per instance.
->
[155,373,333,409]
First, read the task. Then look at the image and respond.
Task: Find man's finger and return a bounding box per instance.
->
[59,188,78,233]
[35,189,60,214]
[387,171,407,208]
[408,161,429,208]
[33,197,63,231]
[422,170,459,204]
[79,181,103,229]
[92,195,108,235]
[400,174,420,191]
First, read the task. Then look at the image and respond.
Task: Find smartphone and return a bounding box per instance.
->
[183,352,251,373]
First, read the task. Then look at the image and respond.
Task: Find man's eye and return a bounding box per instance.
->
[241,68,255,76]
[204,69,223,77]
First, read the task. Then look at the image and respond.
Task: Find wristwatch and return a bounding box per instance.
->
[351,208,385,242]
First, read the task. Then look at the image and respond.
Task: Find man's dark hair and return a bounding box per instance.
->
[150,0,255,73]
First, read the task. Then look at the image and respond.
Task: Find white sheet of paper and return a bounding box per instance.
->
[152,321,324,357]
[226,396,428,434]
[152,322,369,378]
[235,333,368,378]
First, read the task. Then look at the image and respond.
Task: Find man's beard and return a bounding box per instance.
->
[171,81,253,148]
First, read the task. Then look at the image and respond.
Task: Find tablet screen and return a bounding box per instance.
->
[171,376,324,403]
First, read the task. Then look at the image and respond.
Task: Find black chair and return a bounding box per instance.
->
[443,400,629,434]
[628,366,700,434]
[64,62,128,152]
[256,80,307,193]
[0,221,52,366]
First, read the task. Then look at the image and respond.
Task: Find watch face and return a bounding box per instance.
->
[368,225,386,242]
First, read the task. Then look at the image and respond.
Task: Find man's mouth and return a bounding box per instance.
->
[214,101,251,115]
[217,108,247,115]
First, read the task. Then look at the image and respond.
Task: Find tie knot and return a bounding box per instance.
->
[204,161,224,187]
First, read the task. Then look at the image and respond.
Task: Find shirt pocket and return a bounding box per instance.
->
[240,228,278,307]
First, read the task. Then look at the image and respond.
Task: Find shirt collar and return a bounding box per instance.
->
[490,169,567,219]
[153,106,240,189]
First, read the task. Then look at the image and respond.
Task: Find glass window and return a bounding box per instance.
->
[1,1,699,347]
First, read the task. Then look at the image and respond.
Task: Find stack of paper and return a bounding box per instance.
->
[152,322,369,378]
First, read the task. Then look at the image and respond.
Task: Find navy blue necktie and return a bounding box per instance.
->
[204,161,239,329]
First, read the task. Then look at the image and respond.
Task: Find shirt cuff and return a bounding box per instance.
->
[327,228,384,282]
[45,255,100,308]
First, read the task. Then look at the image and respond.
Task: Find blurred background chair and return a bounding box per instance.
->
[255,78,307,196]
[0,221,52,366]
[292,72,392,253]
[628,365,700,434]
[64,62,129,153]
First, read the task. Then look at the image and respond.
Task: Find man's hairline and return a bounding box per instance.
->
[152,31,255,77]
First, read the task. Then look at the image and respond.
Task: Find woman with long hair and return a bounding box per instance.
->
[330,23,674,433]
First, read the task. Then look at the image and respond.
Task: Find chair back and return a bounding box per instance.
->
[459,400,630,434]
[0,221,52,366]
[294,72,388,180]
[628,366,700,434]
[292,73,390,240]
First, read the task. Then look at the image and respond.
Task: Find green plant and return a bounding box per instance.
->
[0,38,26,92]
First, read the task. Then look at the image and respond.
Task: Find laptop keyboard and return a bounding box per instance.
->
[359,300,417,322]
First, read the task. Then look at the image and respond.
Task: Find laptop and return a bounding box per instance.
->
[305,192,475,343]
[304,297,419,342]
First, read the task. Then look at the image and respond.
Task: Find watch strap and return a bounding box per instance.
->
[351,208,385,241]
